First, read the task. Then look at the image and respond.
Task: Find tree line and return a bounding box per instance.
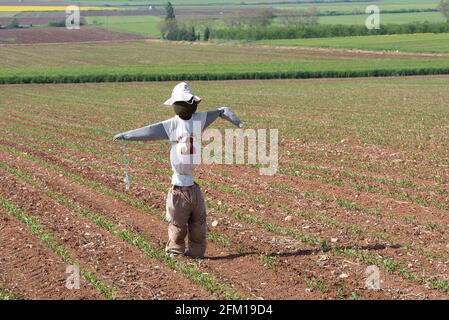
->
[159,2,210,41]
[210,22,449,41]
[159,0,449,42]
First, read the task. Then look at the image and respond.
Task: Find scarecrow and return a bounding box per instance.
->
[113,82,242,258]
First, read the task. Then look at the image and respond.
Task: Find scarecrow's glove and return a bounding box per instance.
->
[218,107,243,128]
[113,133,127,141]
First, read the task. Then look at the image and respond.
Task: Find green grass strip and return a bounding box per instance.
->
[0,160,240,300]
[0,195,116,299]
[1,67,449,85]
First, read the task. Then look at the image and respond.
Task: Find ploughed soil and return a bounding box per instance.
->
[0,27,146,44]
[0,207,102,300]
[0,129,447,299]
[0,155,214,299]
[0,79,448,299]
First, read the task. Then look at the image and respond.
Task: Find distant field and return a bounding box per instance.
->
[0,27,144,44]
[4,0,439,9]
[319,12,444,25]
[255,33,449,54]
[7,0,306,5]
[0,40,382,68]
[276,0,440,13]
[86,15,162,38]
[0,40,449,83]
[3,58,449,78]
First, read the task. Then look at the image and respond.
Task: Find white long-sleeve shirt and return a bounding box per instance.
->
[115,108,242,187]
[162,112,206,186]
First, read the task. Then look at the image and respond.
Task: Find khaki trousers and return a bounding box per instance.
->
[165,183,207,258]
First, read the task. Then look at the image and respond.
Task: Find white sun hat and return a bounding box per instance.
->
[163,82,202,107]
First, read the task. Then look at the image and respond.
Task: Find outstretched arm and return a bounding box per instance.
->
[113,122,168,141]
[204,107,243,129]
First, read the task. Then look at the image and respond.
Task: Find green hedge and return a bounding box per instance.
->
[211,22,449,40]
[1,68,449,84]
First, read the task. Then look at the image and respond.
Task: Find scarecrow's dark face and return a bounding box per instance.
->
[173,99,198,120]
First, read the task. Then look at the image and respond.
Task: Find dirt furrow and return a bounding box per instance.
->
[197,164,449,255]
[0,207,102,300]
[281,139,448,185]
[278,156,447,201]
[0,165,213,300]
[279,161,448,212]
[194,166,449,273]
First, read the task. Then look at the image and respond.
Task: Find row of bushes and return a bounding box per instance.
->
[210,22,449,40]
[48,20,85,27]
[1,68,449,84]
[0,18,22,29]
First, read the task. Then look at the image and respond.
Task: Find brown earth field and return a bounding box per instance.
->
[0,78,448,300]
[78,7,290,17]
[0,26,145,44]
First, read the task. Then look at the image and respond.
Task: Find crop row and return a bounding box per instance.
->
[6,59,427,77]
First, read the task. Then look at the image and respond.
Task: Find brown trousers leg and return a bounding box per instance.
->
[165,184,207,258]
[165,187,190,255]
